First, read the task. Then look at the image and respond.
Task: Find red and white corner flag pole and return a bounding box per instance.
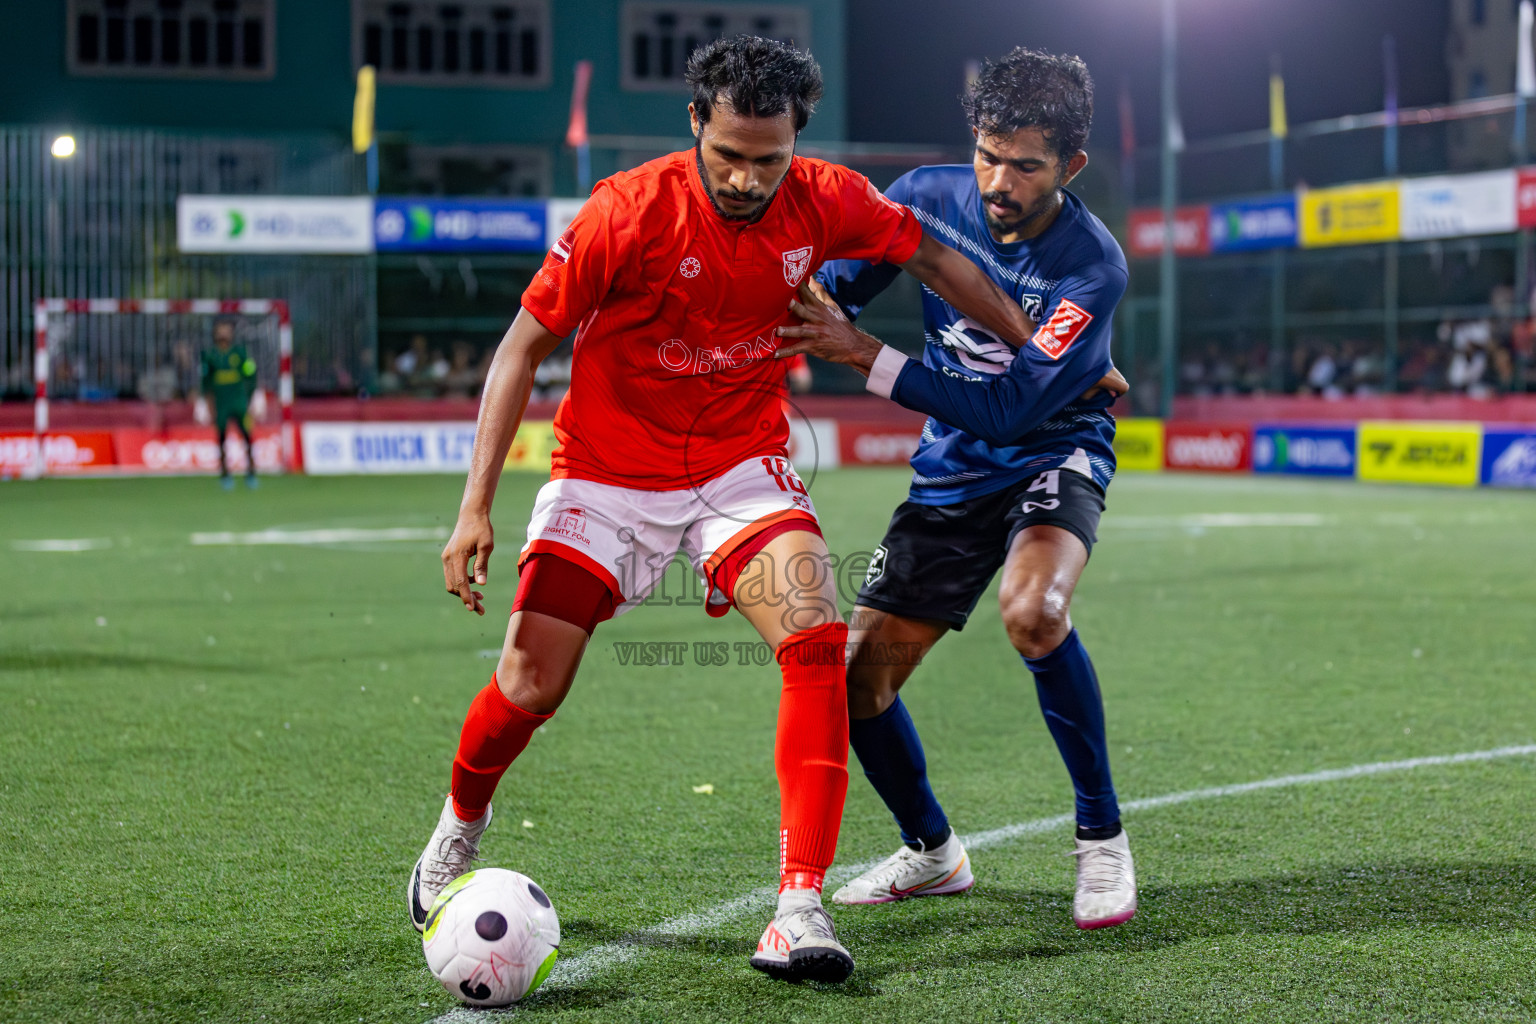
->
[31,300,49,479]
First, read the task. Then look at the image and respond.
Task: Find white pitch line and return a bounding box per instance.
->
[1105,513,1328,529]
[10,538,113,552]
[191,527,448,546]
[426,742,1536,1022]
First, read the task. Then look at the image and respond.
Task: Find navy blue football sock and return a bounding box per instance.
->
[848,696,951,851]
[1025,629,1120,829]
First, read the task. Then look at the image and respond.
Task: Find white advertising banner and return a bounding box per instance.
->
[178,195,375,253]
[301,422,478,474]
[1398,171,1517,240]
[544,198,585,249]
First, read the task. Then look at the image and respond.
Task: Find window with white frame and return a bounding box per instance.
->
[621,3,811,92]
[354,0,550,87]
[68,0,274,78]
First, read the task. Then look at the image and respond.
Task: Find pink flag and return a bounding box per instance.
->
[566,60,593,149]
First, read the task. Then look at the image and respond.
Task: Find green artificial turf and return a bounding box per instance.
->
[1,470,1532,1023]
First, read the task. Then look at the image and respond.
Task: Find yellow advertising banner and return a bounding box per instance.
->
[1113,418,1164,471]
[1357,421,1481,487]
[504,420,558,470]
[1298,181,1400,248]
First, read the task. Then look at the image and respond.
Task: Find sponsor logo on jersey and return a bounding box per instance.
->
[1031,299,1093,359]
[935,317,1015,375]
[782,246,814,287]
[656,336,778,375]
[680,256,702,279]
[549,226,576,264]
[864,544,888,586]
[545,506,591,545]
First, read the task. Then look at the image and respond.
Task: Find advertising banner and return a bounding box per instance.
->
[1253,425,1357,476]
[1111,417,1164,471]
[0,432,115,475]
[301,422,478,475]
[505,420,559,471]
[1298,181,1399,248]
[374,198,546,253]
[1480,427,1536,487]
[837,422,920,466]
[786,418,841,471]
[1163,421,1252,472]
[1398,170,1516,240]
[177,196,374,254]
[300,421,558,475]
[1357,421,1481,486]
[1516,168,1536,228]
[114,427,284,474]
[545,198,586,250]
[1208,194,1298,253]
[1126,205,1211,258]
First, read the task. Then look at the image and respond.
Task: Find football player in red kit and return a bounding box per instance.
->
[408,36,1035,984]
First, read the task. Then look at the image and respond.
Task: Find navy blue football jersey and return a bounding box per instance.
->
[818,165,1128,505]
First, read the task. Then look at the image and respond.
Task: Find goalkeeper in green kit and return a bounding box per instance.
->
[200,319,258,489]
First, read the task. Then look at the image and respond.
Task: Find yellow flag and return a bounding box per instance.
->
[1269,73,1287,139]
[352,65,376,154]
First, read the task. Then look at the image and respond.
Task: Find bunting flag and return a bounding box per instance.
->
[565,60,593,149]
[352,65,376,155]
[1269,67,1287,140]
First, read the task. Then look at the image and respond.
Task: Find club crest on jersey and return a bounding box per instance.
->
[1021,293,1043,320]
[680,256,702,278]
[1031,299,1093,360]
[782,246,813,286]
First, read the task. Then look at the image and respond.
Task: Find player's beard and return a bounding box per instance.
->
[981,177,1064,238]
[695,143,786,224]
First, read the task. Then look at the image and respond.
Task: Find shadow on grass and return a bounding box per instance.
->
[843,860,1535,976]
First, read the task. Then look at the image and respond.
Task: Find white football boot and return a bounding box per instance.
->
[407,797,492,933]
[1070,829,1137,929]
[830,832,974,905]
[749,899,855,983]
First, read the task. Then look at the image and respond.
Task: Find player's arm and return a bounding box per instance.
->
[897,231,1034,348]
[442,311,564,615]
[442,182,626,615]
[780,265,1128,448]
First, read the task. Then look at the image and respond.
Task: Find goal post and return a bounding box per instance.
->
[30,298,295,477]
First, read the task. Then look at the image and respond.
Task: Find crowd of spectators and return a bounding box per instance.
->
[1179,286,1536,397]
[375,334,573,401]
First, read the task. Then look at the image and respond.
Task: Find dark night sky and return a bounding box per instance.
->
[845,0,1452,151]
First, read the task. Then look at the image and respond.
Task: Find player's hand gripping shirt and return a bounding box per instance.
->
[818,166,1128,505]
[521,151,922,491]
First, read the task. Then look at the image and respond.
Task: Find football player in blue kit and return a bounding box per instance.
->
[774,48,1137,928]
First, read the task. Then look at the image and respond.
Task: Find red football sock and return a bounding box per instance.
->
[774,621,850,893]
[450,675,552,822]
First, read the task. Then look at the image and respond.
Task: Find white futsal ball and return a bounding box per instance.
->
[422,868,561,1007]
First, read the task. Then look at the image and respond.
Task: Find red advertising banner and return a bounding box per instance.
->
[838,421,922,466]
[1517,168,1536,228]
[1127,205,1211,258]
[114,426,284,474]
[1163,421,1253,472]
[0,432,116,475]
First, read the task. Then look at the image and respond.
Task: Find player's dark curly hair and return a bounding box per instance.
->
[962,47,1094,165]
[686,35,823,133]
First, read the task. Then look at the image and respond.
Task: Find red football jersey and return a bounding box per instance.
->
[521,151,922,490]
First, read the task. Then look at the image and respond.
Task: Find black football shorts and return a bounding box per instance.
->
[855,466,1105,630]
